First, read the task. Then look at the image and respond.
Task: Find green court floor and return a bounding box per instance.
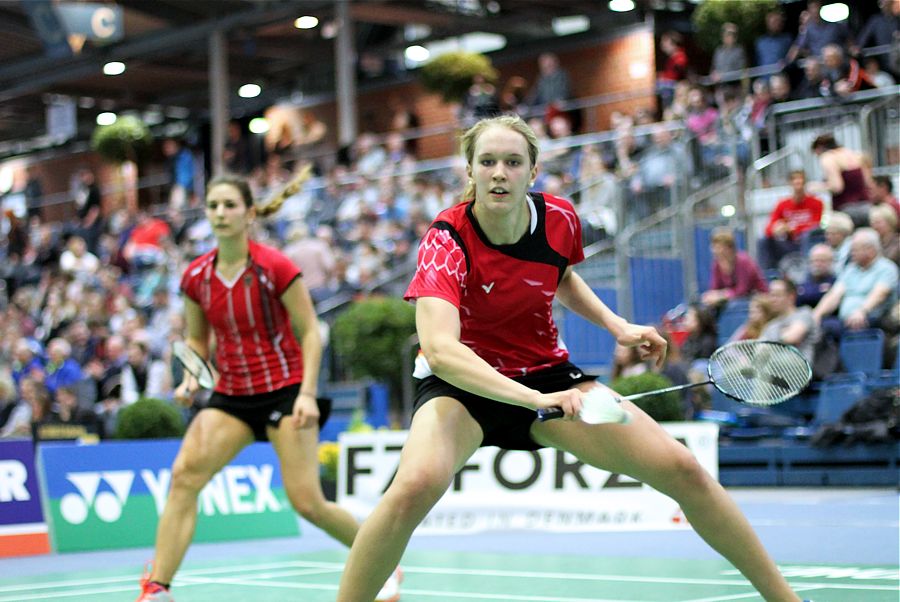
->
[1,549,896,602]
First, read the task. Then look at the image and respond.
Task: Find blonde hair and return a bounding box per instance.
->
[869,203,898,229]
[207,164,312,218]
[459,115,539,202]
[710,226,736,249]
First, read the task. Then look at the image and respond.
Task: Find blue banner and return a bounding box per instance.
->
[0,439,50,557]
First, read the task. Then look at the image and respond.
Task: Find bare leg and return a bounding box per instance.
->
[268,420,358,546]
[337,397,483,602]
[150,409,253,584]
[532,389,801,602]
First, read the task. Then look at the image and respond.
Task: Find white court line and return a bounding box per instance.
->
[682,585,822,602]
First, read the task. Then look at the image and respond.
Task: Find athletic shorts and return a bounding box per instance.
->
[208,383,332,442]
[412,361,596,451]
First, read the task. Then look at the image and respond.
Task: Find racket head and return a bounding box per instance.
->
[172,341,215,389]
[708,340,811,406]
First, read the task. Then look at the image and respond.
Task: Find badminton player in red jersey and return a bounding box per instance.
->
[337,116,804,602]
[137,175,401,602]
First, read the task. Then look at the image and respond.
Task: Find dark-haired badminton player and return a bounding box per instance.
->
[337,115,805,602]
[136,174,401,602]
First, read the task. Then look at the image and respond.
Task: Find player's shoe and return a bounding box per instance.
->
[375,566,403,602]
[136,563,174,602]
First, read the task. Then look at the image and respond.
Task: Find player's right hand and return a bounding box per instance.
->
[535,388,584,420]
[173,377,199,407]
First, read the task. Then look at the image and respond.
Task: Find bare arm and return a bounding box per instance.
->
[556,267,667,368]
[282,277,323,428]
[820,153,845,195]
[779,317,810,346]
[812,281,846,322]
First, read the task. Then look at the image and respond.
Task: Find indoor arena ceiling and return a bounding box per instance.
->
[0,0,647,159]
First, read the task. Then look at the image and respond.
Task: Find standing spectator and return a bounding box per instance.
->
[787,0,853,63]
[824,211,855,272]
[797,243,837,308]
[499,75,529,116]
[527,52,572,110]
[701,227,768,307]
[755,11,793,69]
[761,278,820,365]
[851,0,900,74]
[757,170,824,270]
[811,134,874,225]
[685,87,720,170]
[869,175,900,219]
[813,228,898,335]
[23,166,44,222]
[163,138,196,211]
[710,23,747,84]
[462,74,500,124]
[868,204,900,266]
[657,31,689,109]
[72,168,104,254]
[122,209,172,271]
[283,223,338,304]
[43,338,83,395]
[223,120,252,175]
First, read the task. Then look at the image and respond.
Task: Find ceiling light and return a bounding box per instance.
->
[238,83,261,98]
[96,112,117,126]
[294,16,319,29]
[609,0,635,11]
[405,45,430,63]
[103,61,125,75]
[720,204,736,218]
[248,117,270,134]
[820,3,849,22]
[552,15,590,36]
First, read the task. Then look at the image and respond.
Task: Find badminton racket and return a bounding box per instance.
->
[172,341,215,389]
[537,340,812,424]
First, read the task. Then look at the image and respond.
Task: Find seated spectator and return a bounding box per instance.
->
[757,170,824,270]
[864,57,896,88]
[813,228,899,337]
[679,303,719,366]
[461,74,500,124]
[10,337,44,391]
[685,87,719,169]
[34,385,101,441]
[869,175,900,220]
[701,227,768,307]
[820,44,875,98]
[59,235,100,281]
[797,243,837,308]
[812,134,874,226]
[727,293,776,342]
[755,10,792,69]
[122,209,172,271]
[787,1,853,64]
[824,211,855,271]
[761,278,820,364]
[611,343,651,380]
[43,337,83,395]
[794,57,826,99]
[869,204,900,266]
[283,223,338,303]
[0,377,45,438]
[769,73,794,103]
[119,339,169,405]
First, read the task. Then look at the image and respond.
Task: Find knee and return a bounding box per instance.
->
[170,458,212,495]
[285,486,328,523]
[662,449,714,497]
[386,467,451,518]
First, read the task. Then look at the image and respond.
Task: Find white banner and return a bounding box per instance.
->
[337,422,719,534]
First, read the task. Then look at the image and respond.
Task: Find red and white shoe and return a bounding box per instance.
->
[375,566,403,602]
[135,563,174,602]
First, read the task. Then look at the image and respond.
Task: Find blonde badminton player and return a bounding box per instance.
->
[337,115,805,602]
[136,171,401,602]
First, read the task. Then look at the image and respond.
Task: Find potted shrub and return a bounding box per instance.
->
[115,397,185,439]
[419,50,498,104]
[691,0,778,53]
[90,115,153,212]
[611,372,684,422]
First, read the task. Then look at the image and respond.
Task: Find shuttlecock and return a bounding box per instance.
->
[580,388,633,425]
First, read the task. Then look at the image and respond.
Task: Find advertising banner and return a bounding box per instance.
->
[338,422,718,533]
[0,439,51,557]
[39,440,300,552]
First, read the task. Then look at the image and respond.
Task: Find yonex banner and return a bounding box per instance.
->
[0,439,51,557]
[38,440,299,552]
[338,422,718,533]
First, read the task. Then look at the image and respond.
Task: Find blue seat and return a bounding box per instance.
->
[812,372,868,426]
[839,329,885,376]
[716,298,750,346]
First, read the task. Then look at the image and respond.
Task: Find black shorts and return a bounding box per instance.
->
[207,383,332,442]
[412,361,596,451]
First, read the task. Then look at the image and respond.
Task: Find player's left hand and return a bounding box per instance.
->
[291,392,320,429]
[616,323,667,369]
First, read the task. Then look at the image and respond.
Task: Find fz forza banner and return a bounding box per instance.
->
[0,440,51,557]
[338,422,718,533]
[38,440,300,552]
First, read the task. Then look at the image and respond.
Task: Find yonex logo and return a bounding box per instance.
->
[60,471,134,524]
[482,282,495,294]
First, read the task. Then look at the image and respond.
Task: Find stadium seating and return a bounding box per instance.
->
[839,329,885,377]
[716,298,750,346]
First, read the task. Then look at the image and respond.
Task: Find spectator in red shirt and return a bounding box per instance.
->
[122,209,172,270]
[757,170,825,270]
[870,175,900,220]
[657,31,689,109]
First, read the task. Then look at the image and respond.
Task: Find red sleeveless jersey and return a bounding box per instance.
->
[181,240,304,396]
[405,193,584,377]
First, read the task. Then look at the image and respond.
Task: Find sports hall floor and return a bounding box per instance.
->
[1,488,897,601]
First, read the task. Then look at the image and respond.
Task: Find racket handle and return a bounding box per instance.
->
[536,408,565,422]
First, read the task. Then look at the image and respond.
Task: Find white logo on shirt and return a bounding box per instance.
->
[482,282,495,294]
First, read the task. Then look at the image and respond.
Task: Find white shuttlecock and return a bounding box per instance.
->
[579,388,633,425]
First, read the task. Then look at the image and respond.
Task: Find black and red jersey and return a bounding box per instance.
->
[181,240,304,396]
[405,193,584,377]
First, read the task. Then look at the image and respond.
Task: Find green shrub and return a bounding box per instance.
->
[419,51,498,103]
[91,115,153,164]
[611,372,684,422]
[115,397,185,439]
[691,0,778,53]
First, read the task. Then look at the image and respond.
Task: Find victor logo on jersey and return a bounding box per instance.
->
[482,282,495,294]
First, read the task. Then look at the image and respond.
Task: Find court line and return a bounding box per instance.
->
[682,586,823,602]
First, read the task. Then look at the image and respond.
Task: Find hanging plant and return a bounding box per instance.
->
[419,51,498,104]
[691,0,778,53]
[91,115,153,164]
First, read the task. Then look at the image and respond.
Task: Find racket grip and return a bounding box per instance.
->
[536,408,565,422]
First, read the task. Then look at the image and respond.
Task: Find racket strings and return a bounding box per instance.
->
[710,341,810,405]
